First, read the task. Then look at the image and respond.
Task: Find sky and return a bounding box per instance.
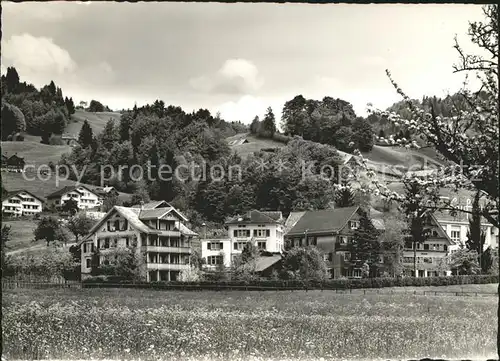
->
[1,2,486,124]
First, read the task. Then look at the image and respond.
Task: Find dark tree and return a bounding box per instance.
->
[119,113,133,142]
[352,117,374,152]
[334,187,355,208]
[5,66,20,93]
[250,116,260,134]
[78,120,94,148]
[351,210,381,277]
[88,100,105,112]
[466,191,487,273]
[259,107,277,138]
[34,216,69,247]
[1,102,26,140]
[62,198,79,216]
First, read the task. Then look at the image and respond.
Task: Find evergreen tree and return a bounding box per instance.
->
[78,120,94,148]
[100,119,119,151]
[334,186,355,208]
[352,117,374,152]
[250,116,260,134]
[241,240,259,264]
[119,113,133,142]
[259,107,277,138]
[466,191,487,273]
[351,210,380,277]
[5,67,20,93]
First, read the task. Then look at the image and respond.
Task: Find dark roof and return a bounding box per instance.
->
[286,206,359,236]
[47,185,94,199]
[138,208,173,220]
[261,211,283,222]
[132,200,172,209]
[255,255,282,273]
[226,210,281,225]
[2,190,44,203]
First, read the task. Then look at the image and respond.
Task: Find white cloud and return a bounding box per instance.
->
[359,55,386,67]
[2,34,77,76]
[190,58,264,95]
[215,95,286,126]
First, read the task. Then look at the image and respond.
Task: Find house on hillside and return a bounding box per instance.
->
[402,213,458,277]
[93,186,120,199]
[284,206,385,279]
[5,154,26,172]
[79,203,197,281]
[228,138,249,146]
[201,210,285,269]
[47,185,102,210]
[2,190,44,217]
[61,134,78,146]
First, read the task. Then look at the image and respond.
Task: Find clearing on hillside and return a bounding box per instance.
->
[1,141,72,167]
[227,133,286,159]
[66,109,122,136]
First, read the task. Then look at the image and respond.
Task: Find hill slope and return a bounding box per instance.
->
[65,110,122,136]
[1,140,72,167]
[227,133,444,169]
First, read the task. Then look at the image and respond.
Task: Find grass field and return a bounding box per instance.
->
[2,219,38,252]
[66,109,122,136]
[227,133,286,159]
[1,140,72,167]
[2,287,496,360]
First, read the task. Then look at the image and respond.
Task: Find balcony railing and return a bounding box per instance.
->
[144,246,191,253]
[146,263,190,271]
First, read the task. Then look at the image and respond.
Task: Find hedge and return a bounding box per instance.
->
[82,274,499,290]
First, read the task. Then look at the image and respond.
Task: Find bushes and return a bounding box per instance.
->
[272,132,291,144]
[81,274,499,290]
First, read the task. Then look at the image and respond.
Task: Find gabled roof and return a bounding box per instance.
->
[226,210,282,225]
[178,222,198,237]
[2,190,44,203]
[261,211,283,222]
[428,213,456,245]
[255,255,282,273]
[132,200,172,209]
[286,206,359,236]
[284,211,306,233]
[47,185,96,199]
[371,219,385,231]
[79,206,159,245]
[139,207,174,220]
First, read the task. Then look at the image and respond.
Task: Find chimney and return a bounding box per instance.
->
[140,200,144,210]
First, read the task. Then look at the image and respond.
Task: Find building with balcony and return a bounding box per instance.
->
[47,185,102,210]
[201,210,285,268]
[402,213,458,277]
[284,206,386,279]
[2,190,44,216]
[79,203,197,281]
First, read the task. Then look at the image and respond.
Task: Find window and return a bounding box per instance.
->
[403,257,414,264]
[450,230,461,243]
[83,243,87,253]
[423,257,433,263]
[340,236,348,244]
[125,237,129,247]
[432,230,438,237]
[104,238,110,249]
[234,241,247,250]
[349,221,360,230]
[257,241,266,250]
[343,252,351,261]
[207,242,223,250]
[253,229,269,237]
[444,245,448,251]
[307,237,317,246]
[424,244,429,250]
[207,255,223,265]
[234,229,250,238]
[86,259,91,268]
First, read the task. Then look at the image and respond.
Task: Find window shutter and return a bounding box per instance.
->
[253,230,257,237]
[266,229,270,237]
[107,221,111,232]
[233,230,237,237]
[91,243,94,252]
[97,239,101,249]
[83,244,87,253]
[220,242,223,249]
[234,242,238,250]
[247,230,250,237]
[207,243,211,250]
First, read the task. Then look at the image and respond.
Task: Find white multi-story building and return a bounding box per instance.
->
[2,190,44,216]
[201,210,285,269]
[47,185,102,210]
[435,210,499,252]
[78,201,197,282]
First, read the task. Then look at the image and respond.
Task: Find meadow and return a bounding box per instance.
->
[2,287,497,360]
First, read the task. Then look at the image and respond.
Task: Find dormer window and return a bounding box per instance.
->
[349,221,360,230]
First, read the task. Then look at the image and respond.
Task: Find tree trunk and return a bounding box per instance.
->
[413,240,417,277]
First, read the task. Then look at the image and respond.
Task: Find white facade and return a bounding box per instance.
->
[2,191,43,216]
[49,186,102,210]
[80,206,195,282]
[201,216,285,269]
[438,219,499,252]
